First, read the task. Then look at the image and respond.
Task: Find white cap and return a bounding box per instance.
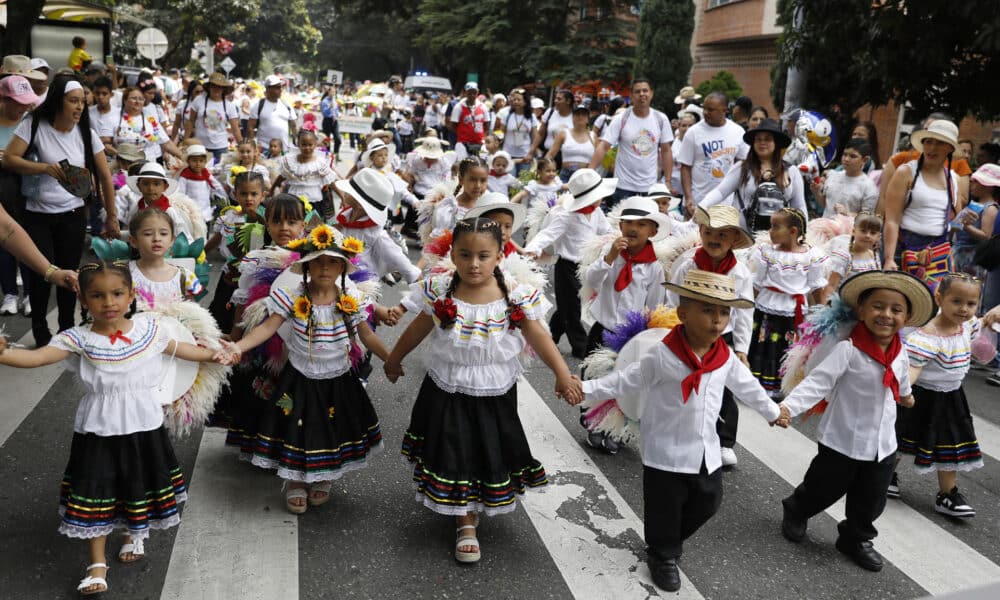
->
[185,144,207,157]
[30,57,50,71]
[464,81,479,91]
[263,75,283,87]
[492,93,505,103]
[530,97,544,109]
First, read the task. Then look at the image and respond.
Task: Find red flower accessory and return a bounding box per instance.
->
[433,297,458,328]
[508,305,526,329]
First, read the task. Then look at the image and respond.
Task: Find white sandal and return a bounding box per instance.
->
[308,480,333,507]
[285,486,308,514]
[455,524,481,563]
[77,562,108,596]
[118,536,145,563]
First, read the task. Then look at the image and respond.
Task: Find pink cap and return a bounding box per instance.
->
[0,75,41,106]
[971,163,1000,188]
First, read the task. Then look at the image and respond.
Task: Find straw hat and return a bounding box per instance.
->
[287,224,359,273]
[563,168,617,211]
[489,151,513,174]
[662,269,754,309]
[414,137,447,159]
[0,55,47,81]
[185,144,208,157]
[910,120,958,153]
[464,192,527,232]
[127,162,178,195]
[673,85,702,105]
[613,196,671,241]
[334,168,394,226]
[206,72,234,92]
[838,271,935,327]
[115,142,145,162]
[693,206,754,250]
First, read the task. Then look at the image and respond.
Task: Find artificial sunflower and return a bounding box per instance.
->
[228,165,247,185]
[336,294,360,314]
[297,195,313,213]
[286,237,307,250]
[293,295,312,320]
[341,236,364,254]
[310,224,334,249]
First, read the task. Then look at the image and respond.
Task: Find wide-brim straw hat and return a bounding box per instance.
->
[207,72,234,92]
[910,120,958,153]
[127,162,178,196]
[662,269,754,309]
[0,55,47,81]
[464,191,526,232]
[414,138,447,159]
[693,206,754,250]
[838,270,935,328]
[743,118,791,150]
[563,168,617,211]
[360,138,395,166]
[333,168,394,227]
[115,143,145,162]
[613,196,671,241]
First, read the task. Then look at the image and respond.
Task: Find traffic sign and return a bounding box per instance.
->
[326,69,343,85]
[136,28,168,64]
[220,57,236,75]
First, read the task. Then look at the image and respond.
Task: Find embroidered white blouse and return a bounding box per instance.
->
[905,318,980,393]
[584,241,666,330]
[277,153,337,204]
[751,244,827,316]
[129,262,203,312]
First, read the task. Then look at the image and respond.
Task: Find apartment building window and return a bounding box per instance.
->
[707,0,741,8]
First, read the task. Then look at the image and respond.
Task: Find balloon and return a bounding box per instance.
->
[971,326,997,364]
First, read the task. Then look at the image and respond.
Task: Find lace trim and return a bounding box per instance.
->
[427,368,519,397]
[57,493,187,540]
[250,441,383,483]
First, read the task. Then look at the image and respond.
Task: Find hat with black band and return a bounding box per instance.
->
[334,168,395,227]
[612,196,671,241]
[563,168,618,211]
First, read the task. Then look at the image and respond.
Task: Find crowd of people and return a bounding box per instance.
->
[2,46,1000,596]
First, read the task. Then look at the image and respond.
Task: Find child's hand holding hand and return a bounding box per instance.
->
[556,374,583,406]
[605,237,629,265]
[771,404,791,428]
[384,359,404,383]
[374,304,396,326]
[898,394,915,408]
[385,305,407,325]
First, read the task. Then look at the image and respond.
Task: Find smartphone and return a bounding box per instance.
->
[105,54,113,65]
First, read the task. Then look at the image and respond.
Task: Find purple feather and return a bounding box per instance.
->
[349,265,378,283]
[602,310,649,353]
[255,267,285,285]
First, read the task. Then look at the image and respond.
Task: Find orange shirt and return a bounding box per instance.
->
[889,150,971,176]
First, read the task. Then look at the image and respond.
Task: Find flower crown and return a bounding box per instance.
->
[285,223,364,256]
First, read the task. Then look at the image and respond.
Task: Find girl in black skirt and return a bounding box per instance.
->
[384,217,581,564]
[896,274,984,516]
[0,261,229,596]
[229,224,389,515]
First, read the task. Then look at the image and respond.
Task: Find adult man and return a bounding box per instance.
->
[678,92,749,216]
[449,81,487,159]
[588,78,674,210]
[248,75,297,150]
[731,96,753,130]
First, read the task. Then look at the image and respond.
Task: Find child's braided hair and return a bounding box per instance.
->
[437,217,515,329]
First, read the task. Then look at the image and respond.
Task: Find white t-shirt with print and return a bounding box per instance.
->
[15,119,103,213]
[188,96,240,149]
[677,119,748,204]
[497,108,538,158]
[542,109,574,151]
[600,108,674,191]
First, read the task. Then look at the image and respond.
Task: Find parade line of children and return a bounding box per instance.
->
[3,126,996,597]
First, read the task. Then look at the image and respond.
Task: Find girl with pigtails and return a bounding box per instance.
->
[384,217,582,564]
[227,223,389,514]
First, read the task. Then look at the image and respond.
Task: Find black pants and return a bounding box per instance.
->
[718,332,739,448]
[208,277,239,335]
[644,463,723,560]
[322,117,341,154]
[783,444,895,543]
[23,208,86,341]
[550,257,587,357]
[585,321,606,356]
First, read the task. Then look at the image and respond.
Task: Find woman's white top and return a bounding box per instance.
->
[906,318,980,392]
[899,159,958,237]
[560,130,596,164]
[14,119,104,214]
[266,281,371,379]
[50,313,172,436]
[130,262,203,312]
[542,109,575,151]
[113,110,170,161]
[585,241,665,330]
[751,244,827,316]
[187,96,240,149]
[699,163,807,230]
[277,153,337,204]
[407,274,546,396]
[499,110,538,158]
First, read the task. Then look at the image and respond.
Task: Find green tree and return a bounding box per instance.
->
[695,71,743,100]
[634,0,694,113]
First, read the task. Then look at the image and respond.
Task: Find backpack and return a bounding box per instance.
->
[736,181,787,230]
[255,98,293,120]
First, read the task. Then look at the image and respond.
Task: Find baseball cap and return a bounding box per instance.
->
[263,74,283,87]
[30,57,50,71]
[0,75,41,106]
[464,81,479,91]
[572,104,589,114]
[530,98,544,109]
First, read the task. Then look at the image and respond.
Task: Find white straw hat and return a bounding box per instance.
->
[563,169,617,211]
[910,120,959,153]
[334,168,394,226]
[613,196,671,241]
[127,162,178,196]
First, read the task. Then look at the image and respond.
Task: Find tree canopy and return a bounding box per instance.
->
[634,0,694,113]
[695,71,743,103]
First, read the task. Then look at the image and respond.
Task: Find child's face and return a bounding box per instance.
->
[655,196,672,215]
[235,180,264,214]
[305,254,346,289]
[768,213,796,246]
[620,219,658,251]
[371,148,388,169]
[852,225,880,252]
[138,177,168,199]
[267,213,306,246]
[492,157,508,173]
[677,298,731,349]
[538,164,557,183]
[238,144,257,165]
[130,214,174,258]
[482,211,514,244]
[188,155,208,172]
[841,148,865,175]
[699,225,738,260]
[460,166,489,199]
[93,87,112,109]
[298,136,316,156]
[856,289,909,345]
[81,272,134,323]
[936,280,980,325]
[269,140,283,156]
[451,231,501,286]
[484,137,500,154]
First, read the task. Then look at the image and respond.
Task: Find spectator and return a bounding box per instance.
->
[449,81,488,159]
[320,85,341,156]
[748,106,769,130]
[677,91,749,216]
[953,163,999,278]
[494,88,537,177]
[732,96,753,130]
[847,121,880,174]
[248,75,297,151]
[114,86,182,163]
[532,89,575,166]
[547,103,595,182]
[67,36,92,72]
[977,143,1000,169]
[878,113,970,212]
[670,109,699,196]
[813,138,878,217]
[185,73,243,162]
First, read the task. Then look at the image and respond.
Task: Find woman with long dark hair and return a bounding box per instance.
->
[3,74,116,345]
[495,88,538,176]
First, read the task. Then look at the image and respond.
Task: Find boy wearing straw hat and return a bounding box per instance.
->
[572,269,787,592]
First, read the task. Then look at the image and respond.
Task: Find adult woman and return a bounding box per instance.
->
[882,120,960,291]
[700,118,805,231]
[546,103,595,182]
[3,75,116,345]
[186,72,242,161]
[531,89,574,161]
[748,106,769,130]
[495,88,537,176]
[171,78,204,140]
[115,86,182,163]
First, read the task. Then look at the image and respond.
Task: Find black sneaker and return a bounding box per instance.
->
[586,431,620,455]
[886,472,901,499]
[935,487,975,517]
[835,537,884,572]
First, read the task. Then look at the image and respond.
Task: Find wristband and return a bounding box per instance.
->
[43,264,59,282]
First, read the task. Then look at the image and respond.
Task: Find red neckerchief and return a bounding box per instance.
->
[108,330,133,345]
[503,241,517,257]
[576,204,599,215]
[693,247,737,274]
[490,170,506,177]
[614,241,657,291]
[139,195,171,212]
[335,208,377,229]
[662,325,731,403]
[765,284,806,329]
[180,167,216,189]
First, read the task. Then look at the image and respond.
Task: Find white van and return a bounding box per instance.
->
[403,75,453,95]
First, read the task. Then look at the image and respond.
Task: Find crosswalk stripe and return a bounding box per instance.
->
[518,378,705,600]
[970,413,1000,459]
[0,309,61,446]
[737,406,1000,596]
[160,430,299,600]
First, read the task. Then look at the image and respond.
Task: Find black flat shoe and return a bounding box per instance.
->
[648,557,681,592]
[781,506,807,543]
[835,537,883,572]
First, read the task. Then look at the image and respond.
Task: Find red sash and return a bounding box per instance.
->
[662,325,731,403]
[614,241,657,291]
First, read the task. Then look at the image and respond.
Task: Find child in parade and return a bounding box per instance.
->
[893,273,984,515]
[176,144,224,224]
[572,269,788,592]
[0,261,229,596]
[127,162,194,243]
[511,157,563,210]
[384,217,581,564]
[487,151,519,196]
[129,209,203,311]
[221,138,272,196]
[749,207,827,398]
[357,138,419,227]
[272,129,338,217]
[819,212,882,303]
[425,156,489,239]
[226,226,389,514]
[666,205,755,465]
[525,169,615,359]
[778,271,934,572]
[109,144,145,230]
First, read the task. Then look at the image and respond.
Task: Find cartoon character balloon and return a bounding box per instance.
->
[784,110,838,182]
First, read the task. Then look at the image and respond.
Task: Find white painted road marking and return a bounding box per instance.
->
[0,310,63,446]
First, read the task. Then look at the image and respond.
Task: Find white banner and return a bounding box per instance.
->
[338,115,372,135]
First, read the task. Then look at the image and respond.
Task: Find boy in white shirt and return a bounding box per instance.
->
[814,139,878,217]
[176,144,224,223]
[571,269,787,592]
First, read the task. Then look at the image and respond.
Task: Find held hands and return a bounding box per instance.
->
[214,340,242,365]
[898,394,915,409]
[383,359,404,383]
[375,304,398,327]
[384,305,407,326]
[605,236,629,265]
[770,404,791,428]
[556,374,583,406]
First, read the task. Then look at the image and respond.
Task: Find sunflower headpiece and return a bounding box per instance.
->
[286,224,364,273]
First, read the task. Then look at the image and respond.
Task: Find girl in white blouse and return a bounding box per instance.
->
[271,130,338,217]
[128,209,204,311]
[384,217,580,564]
[0,261,228,596]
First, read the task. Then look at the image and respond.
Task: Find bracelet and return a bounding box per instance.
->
[43,264,59,282]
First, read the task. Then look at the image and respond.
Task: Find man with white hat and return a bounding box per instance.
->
[448,81,488,160]
[248,74,297,150]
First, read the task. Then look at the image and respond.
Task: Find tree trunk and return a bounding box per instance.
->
[0,0,47,57]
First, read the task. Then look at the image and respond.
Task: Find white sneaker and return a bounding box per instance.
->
[0,294,18,315]
[20,297,31,316]
[720,447,738,467]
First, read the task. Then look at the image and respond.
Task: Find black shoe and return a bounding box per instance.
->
[835,537,883,572]
[986,373,1000,387]
[648,557,681,592]
[935,486,975,517]
[781,506,807,543]
[886,471,901,499]
[586,431,620,455]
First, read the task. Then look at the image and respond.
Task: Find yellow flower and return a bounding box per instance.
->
[310,224,334,249]
[336,294,359,314]
[297,194,313,213]
[293,295,312,320]
[341,236,364,254]
[286,238,307,250]
[197,250,206,263]
[229,165,247,185]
